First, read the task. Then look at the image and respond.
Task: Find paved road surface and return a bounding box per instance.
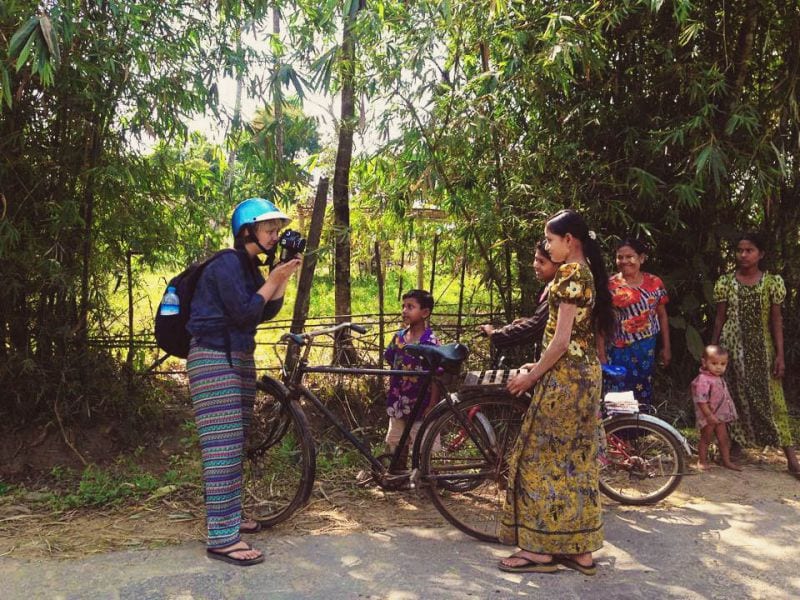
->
[2,498,798,599]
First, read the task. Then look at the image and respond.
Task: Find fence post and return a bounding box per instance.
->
[125,249,134,381]
[456,238,468,342]
[375,240,385,378]
[429,232,439,295]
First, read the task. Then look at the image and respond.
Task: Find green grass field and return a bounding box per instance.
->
[107,260,495,370]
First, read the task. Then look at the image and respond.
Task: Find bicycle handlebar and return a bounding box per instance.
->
[280,321,368,345]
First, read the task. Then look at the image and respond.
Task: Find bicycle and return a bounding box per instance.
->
[243,321,526,539]
[471,336,691,505]
[244,322,690,545]
[459,360,690,505]
[597,363,690,504]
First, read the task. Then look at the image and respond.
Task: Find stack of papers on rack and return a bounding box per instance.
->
[604,391,639,414]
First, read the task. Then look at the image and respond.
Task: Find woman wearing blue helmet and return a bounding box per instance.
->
[187,197,301,566]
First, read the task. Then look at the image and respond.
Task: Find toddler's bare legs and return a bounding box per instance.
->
[697,425,715,470]
[783,446,800,479]
[714,423,742,471]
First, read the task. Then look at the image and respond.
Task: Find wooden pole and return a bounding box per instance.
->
[429,232,439,295]
[286,177,329,371]
[375,240,385,374]
[125,249,134,379]
[456,238,468,343]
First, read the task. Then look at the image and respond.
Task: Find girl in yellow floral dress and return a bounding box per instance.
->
[499,209,615,576]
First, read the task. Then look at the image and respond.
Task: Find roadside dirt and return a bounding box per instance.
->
[2,444,799,561]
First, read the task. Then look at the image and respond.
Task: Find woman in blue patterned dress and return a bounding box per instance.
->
[187,198,301,566]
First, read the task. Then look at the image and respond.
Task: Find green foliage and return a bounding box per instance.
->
[49,451,197,510]
[0,1,320,427]
[4,0,800,435]
[343,0,800,408]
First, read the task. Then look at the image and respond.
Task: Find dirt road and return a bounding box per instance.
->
[2,465,799,599]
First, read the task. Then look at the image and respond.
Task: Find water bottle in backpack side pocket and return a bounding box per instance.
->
[160,286,180,316]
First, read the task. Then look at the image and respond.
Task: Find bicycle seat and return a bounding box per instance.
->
[404,343,469,372]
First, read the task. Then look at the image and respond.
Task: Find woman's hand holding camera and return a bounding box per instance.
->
[258,255,301,303]
[268,255,302,283]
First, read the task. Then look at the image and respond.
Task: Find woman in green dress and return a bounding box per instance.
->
[499,209,615,576]
[711,232,800,478]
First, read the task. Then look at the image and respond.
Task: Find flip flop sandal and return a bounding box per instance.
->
[556,556,597,576]
[207,543,265,567]
[498,555,559,573]
[240,521,262,534]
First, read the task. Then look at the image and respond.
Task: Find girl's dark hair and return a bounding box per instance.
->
[616,237,648,255]
[234,223,257,250]
[402,289,434,312]
[736,231,766,252]
[233,233,248,250]
[546,209,614,337]
[535,239,553,260]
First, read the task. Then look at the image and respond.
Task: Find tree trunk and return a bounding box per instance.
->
[273,5,284,182]
[331,1,361,364]
[77,117,104,358]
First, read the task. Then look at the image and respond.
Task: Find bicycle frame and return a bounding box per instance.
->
[278,324,471,481]
[287,365,443,476]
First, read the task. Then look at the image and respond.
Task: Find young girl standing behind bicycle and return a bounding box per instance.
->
[384,289,440,470]
[500,210,614,576]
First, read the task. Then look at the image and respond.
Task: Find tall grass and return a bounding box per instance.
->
[106,260,496,370]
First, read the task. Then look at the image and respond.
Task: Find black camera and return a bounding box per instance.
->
[278,229,306,263]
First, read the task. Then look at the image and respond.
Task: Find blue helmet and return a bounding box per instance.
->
[231,198,291,238]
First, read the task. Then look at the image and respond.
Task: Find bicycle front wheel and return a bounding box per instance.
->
[600,416,685,505]
[419,394,528,542]
[244,379,316,527]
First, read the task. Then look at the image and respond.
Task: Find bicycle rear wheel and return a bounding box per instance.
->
[600,416,685,505]
[244,378,316,527]
[419,394,527,542]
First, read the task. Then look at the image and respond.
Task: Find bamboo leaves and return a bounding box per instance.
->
[6,15,60,89]
[7,15,38,58]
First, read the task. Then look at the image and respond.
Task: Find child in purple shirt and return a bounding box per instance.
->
[692,345,741,471]
[384,289,440,466]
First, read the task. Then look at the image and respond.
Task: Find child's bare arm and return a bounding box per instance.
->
[697,402,719,424]
[426,387,441,416]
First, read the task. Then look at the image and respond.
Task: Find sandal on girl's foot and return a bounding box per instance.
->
[498,553,558,573]
[207,543,264,567]
[556,556,597,576]
[240,520,262,534]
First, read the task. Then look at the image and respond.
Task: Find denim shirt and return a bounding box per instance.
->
[187,251,283,353]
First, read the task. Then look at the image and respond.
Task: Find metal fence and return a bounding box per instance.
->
[88,304,505,376]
